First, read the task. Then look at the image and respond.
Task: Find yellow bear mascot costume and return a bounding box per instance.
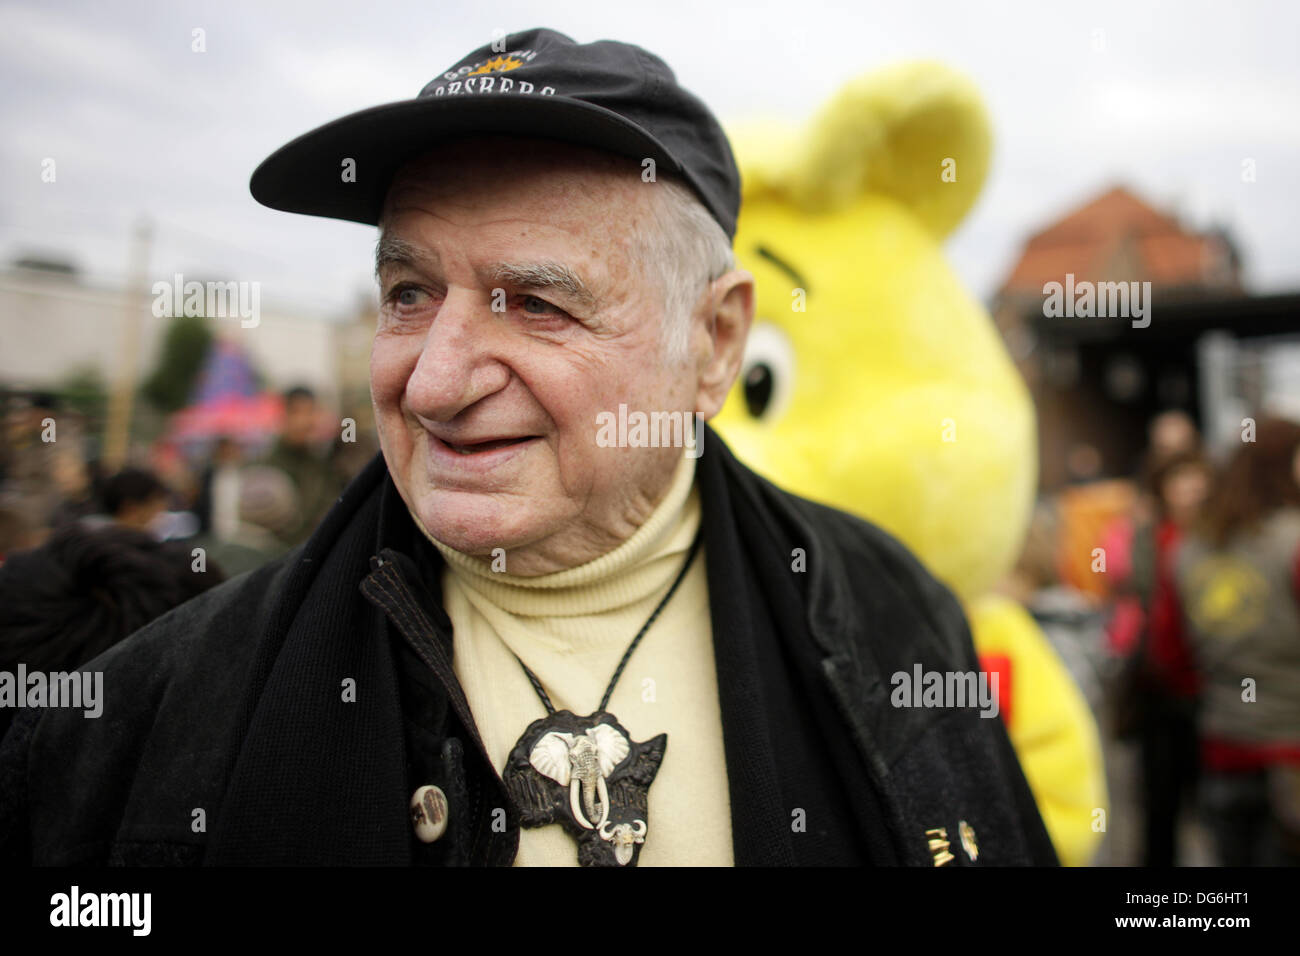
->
[715,62,1106,866]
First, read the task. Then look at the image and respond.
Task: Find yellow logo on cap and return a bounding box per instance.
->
[469,56,524,76]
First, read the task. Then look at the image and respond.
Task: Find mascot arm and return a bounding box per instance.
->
[969,593,1108,867]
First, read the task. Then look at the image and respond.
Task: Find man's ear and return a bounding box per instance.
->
[694,269,754,420]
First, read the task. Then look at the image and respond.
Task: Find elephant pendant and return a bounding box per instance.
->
[503,710,667,867]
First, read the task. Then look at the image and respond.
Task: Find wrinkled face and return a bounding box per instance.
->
[371,139,698,573]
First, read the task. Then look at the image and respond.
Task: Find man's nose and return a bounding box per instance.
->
[405,288,510,421]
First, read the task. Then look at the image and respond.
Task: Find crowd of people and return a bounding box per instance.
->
[950,407,1300,867]
[1088,411,1299,866]
[0,385,374,729]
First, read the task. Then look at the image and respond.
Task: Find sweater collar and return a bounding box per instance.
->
[424,452,700,621]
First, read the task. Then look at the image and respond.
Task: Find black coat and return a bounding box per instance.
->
[0,428,1057,866]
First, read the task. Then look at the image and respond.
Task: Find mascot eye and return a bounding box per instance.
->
[744,364,774,417]
[739,322,795,423]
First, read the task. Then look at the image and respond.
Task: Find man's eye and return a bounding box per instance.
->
[394,286,426,307]
[383,283,430,310]
[522,295,561,315]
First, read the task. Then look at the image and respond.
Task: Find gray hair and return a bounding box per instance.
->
[636,175,735,365]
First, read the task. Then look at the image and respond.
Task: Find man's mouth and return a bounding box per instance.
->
[439,435,537,455]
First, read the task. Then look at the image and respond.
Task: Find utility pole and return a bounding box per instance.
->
[103,216,153,470]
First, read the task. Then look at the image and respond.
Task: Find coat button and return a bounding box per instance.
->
[410,785,449,843]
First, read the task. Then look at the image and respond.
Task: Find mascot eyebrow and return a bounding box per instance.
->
[754,244,810,296]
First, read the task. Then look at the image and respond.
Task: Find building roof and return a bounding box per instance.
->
[997,185,1240,297]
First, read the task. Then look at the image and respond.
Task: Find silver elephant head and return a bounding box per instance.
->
[528,724,630,830]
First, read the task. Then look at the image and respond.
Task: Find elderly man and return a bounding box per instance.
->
[0,29,1055,867]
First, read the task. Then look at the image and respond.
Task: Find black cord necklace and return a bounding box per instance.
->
[502,529,703,867]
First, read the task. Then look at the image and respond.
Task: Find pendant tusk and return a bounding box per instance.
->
[571,778,594,829]
[596,775,611,829]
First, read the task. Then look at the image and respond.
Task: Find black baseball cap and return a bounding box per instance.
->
[249,28,741,238]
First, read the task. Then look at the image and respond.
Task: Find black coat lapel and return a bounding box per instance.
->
[206,454,411,865]
[697,430,797,865]
[698,428,905,865]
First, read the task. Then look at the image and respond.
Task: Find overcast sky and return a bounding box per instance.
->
[2,0,1297,322]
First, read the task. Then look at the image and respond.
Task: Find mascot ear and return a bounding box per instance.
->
[729,118,805,205]
[736,61,992,239]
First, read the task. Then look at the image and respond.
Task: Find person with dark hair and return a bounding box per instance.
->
[100,467,170,533]
[0,523,225,738]
[261,385,345,546]
[1121,449,1214,866]
[1175,417,1300,865]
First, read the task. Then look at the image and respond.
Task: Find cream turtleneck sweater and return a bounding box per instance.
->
[429,453,733,866]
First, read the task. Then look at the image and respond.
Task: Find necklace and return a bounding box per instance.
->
[502,529,703,867]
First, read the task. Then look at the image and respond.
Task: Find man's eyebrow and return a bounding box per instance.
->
[373,241,595,307]
[754,244,810,296]
[485,261,596,307]
[375,236,438,281]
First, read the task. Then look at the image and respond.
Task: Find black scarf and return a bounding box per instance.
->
[206,430,896,865]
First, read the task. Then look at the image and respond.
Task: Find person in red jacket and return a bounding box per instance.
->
[1126,448,1212,866]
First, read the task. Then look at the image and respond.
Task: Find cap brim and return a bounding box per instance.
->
[250,95,689,226]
